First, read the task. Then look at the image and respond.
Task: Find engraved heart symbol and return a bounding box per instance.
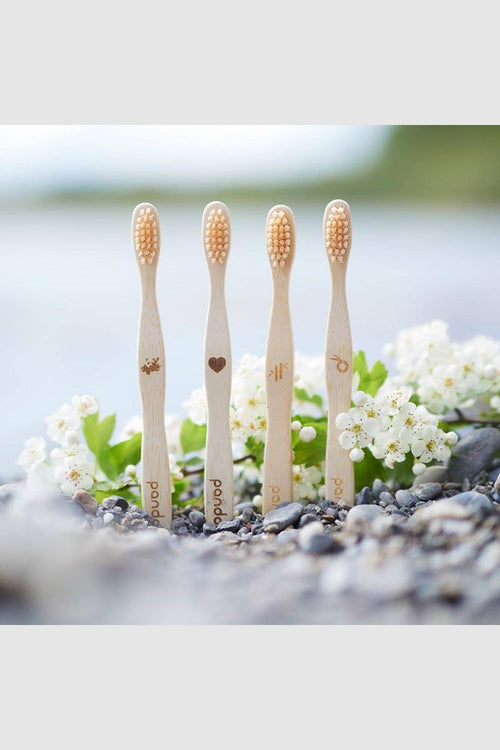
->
[208,356,226,373]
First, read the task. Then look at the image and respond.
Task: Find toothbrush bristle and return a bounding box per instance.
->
[134,205,159,265]
[267,209,292,268]
[325,203,350,263]
[205,207,229,264]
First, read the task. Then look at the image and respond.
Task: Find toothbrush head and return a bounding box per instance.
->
[266,205,295,273]
[324,199,351,265]
[132,203,160,266]
[203,202,231,267]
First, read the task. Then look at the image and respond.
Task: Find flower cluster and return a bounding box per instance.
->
[383,320,500,415]
[18,395,98,493]
[336,387,458,475]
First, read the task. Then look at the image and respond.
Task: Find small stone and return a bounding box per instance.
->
[412,482,443,501]
[208,531,240,544]
[447,428,500,483]
[241,507,255,523]
[234,501,255,514]
[355,487,374,505]
[451,491,493,512]
[113,497,129,512]
[171,518,188,533]
[299,512,320,528]
[379,491,394,503]
[103,512,114,524]
[395,490,418,508]
[73,490,99,515]
[101,496,118,510]
[263,502,303,532]
[372,478,390,500]
[203,522,217,535]
[216,518,242,533]
[412,465,448,486]
[188,510,205,528]
[299,522,340,555]
[345,504,384,531]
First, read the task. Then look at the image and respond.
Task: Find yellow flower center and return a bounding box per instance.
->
[387,442,398,452]
[426,440,435,451]
[69,469,80,482]
[352,424,363,435]
[444,378,453,387]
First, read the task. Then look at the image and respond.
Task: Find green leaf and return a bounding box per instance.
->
[293,423,327,467]
[353,351,388,397]
[180,418,207,453]
[82,412,116,458]
[110,433,142,475]
[245,436,265,466]
[294,387,323,408]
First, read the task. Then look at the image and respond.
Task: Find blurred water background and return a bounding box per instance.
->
[1,125,499,478]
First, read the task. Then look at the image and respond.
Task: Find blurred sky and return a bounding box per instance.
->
[0,126,389,197]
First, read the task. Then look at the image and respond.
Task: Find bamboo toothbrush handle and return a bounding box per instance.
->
[204,281,233,524]
[138,282,172,528]
[325,274,354,505]
[263,288,294,514]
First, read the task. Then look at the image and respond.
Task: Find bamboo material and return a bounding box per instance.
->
[323,199,354,505]
[262,205,296,514]
[132,203,172,528]
[202,202,234,524]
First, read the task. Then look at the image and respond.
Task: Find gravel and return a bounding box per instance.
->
[1,464,500,624]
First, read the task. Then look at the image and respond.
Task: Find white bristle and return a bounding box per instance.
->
[325,204,350,263]
[134,206,158,265]
[267,209,292,268]
[205,207,229,264]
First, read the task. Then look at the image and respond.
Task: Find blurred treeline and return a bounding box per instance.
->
[56,126,500,206]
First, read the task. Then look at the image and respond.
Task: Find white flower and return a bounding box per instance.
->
[252,494,263,508]
[71,395,98,417]
[17,437,46,471]
[299,426,316,443]
[45,404,80,444]
[349,447,364,462]
[291,420,302,432]
[50,442,90,466]
[182,387,207,426]
[335,408,380,449]
[352,392,390,429]
[371,429,410,468]
[380,387,412,416]
[392,402,437,442]
[445,431,459,446]
[54,459,93,495]
[411,425,451,464]
[292,465,322,501]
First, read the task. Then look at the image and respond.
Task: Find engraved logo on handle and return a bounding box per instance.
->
[141,357,161,375]
[208,357,226,373]
[330,354,349,373]
[331,477,343,499]
[209,478,227,524]
[268,362,288,382]
[146,480,165,526]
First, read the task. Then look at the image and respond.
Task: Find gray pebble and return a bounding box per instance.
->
[345,504,384,531]
[372,478,390,499]
[412,482,443,501]
[102,512,114,524]
[299,513,321,528]
[412,465,448,486]
[395,490,418,508]
[355,487,374,506]
[188,510,205,528]
[451,491,493,512]
[448,428,500,484]
[263,502,303,532]
[216,518,242,533]
[203,522,218,535]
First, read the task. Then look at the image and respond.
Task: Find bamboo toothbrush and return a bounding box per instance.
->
[132,203,172,529]
[202,202,234,525]
[262,205,296,515]
[324,199,354,505]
